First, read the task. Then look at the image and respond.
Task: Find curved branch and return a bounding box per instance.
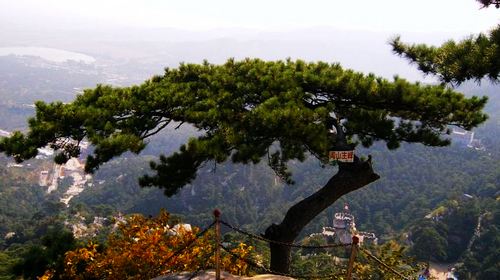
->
[264,155,380,273]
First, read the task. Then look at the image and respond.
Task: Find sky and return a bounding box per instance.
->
[0,0,498,33]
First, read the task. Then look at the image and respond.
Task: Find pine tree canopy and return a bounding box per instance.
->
[0,59,488,195]
[391,25,500,85]
[476,0,500,9]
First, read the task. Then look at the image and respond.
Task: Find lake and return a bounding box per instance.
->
[0,47,95,64]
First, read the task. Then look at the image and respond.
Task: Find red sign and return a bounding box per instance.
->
[329,150,354,162]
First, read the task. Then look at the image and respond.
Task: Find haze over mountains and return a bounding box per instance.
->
[0,10,499,279]
[1,22,470,84]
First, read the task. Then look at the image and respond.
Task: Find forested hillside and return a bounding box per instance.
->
[70,134,498,237]
[72,79,500,237]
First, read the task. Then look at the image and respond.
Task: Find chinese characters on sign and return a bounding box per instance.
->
[329,150,354,163]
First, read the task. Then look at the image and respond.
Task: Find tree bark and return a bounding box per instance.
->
[264,157,380,274]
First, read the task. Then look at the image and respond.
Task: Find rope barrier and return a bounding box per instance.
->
[220,243,347,279]
[220,220,351,249]
[359,247,409,280]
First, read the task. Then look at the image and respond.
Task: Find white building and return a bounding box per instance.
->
[319,203,378,246]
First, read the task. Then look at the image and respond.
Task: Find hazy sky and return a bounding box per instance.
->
[0,0,498,33]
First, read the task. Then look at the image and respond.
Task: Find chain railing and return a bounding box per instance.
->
[163,210,412,280]
[220,219,351,249]
[218,213,352,279]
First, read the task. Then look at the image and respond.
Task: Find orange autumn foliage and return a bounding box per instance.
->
[43,210,253,280]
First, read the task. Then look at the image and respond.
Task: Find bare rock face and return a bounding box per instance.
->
[153,270,296,280]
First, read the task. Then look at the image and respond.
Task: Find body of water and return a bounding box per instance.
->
[0,47,95,64]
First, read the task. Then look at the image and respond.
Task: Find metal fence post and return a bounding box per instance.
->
[347,235,359,280]
[214,209,221,280]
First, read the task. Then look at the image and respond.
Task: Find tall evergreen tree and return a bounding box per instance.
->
[0,58,488,273]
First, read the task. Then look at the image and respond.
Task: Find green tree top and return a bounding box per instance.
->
[391,24,500,85]
[0,59,487,196]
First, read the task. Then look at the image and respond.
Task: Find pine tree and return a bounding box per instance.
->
[0,58,488,273]
[391,1,499,85]
[476,0,500,9]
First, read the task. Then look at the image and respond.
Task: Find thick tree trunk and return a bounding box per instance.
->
[264,157,380,274]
